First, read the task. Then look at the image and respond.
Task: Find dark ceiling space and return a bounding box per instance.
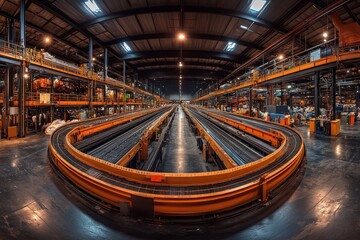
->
[0,0,359,99]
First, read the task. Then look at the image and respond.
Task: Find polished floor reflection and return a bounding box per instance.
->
[0,120,359,239]
[159,106,216,173]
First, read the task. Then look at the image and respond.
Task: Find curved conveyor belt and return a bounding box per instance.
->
[49,106,305,219]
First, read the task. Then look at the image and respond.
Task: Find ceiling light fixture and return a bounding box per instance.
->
[85,0,101,13]
[225,42,236,52]
[178,33,186,40]
[240,25,248,30]
[278,54,284,60]
[179,61,183,67]
[120,42,132,52]
[323,32,328,38]
[44,37,51,44]
[250,0,267,12]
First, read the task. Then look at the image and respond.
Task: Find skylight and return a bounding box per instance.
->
[120,42,132,52]
[225,42,236,52]
[250,0,267,12]
[85,0,101,13]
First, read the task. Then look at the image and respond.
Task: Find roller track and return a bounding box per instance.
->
[49,105,305,217]
[85,108,169,164]
[187,108,267,165]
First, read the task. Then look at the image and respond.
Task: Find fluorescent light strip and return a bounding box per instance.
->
[250,0,266,12]
[225,42,236,52]
[85,0,101,13]
[120,42,132,52]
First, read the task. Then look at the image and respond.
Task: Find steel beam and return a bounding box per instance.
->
[117,50,243,63]
[331,67,337,120]
[81,6,286,33]
[103,33,263,50]
[133,60,235,71]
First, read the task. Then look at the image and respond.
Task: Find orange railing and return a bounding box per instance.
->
[193,43,360,102]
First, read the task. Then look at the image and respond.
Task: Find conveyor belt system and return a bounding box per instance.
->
[49,105,305,218]
[85,108,169,164]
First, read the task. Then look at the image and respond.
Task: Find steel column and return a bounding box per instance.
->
[50,76,54,122]
[123,60,126,112]
[356,85,359,122]
[289,93,293,108]
[7,19,15,44]
[88,38,94,116]
[236,90,239,112]
[331,67,336,120]
[249,88,253,117]
[18,0,26,137]
[314,71,320,117]
[104,47,108,79]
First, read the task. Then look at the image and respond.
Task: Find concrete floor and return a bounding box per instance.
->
[0,121,359,239]
[159,106,217,173]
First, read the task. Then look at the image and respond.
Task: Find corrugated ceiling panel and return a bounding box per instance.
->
[1,1,17,15]
[117,16,143,35]
[25,12,47,27]
[152,12,179,32]
[102,20,127,38]
[52,0,93,23]
[147,39,162,50]
[186,0,240,10]
[148,0,179,7]
[133,39,151,51]
[95,32,115,42]
[136,14,156,33]
[43,22,67,36]
[87,24,107,35]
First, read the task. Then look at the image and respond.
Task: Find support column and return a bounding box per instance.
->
[226,94,230,112]
[88,38,94,116]
[123,60,126,112]
[289,93,293,108]
[280,84,284,105]
[18,0,26,137]
[50,76,54,122]
[249,88,253,117]
[7,19,15,45]
[269,85,274,105]
[356,85,359,122]
[331,67,336,120]
[104,47,108,80]
[314,71,320,117]
[235,90,239,112]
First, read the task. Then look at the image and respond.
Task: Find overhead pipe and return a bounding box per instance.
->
[221,0,352,83]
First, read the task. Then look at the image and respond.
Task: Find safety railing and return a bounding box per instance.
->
[195,41,360,100]
[0,39,162,101]
[0,39,23,60]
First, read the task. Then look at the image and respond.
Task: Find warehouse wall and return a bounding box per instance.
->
[166,93,193,101]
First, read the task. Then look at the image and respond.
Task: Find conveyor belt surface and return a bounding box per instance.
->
[50,106,303,196]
